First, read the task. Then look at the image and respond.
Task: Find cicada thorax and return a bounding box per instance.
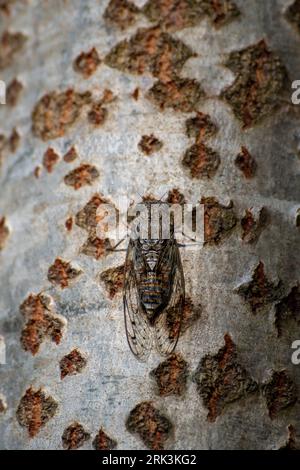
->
[135,239,173,325]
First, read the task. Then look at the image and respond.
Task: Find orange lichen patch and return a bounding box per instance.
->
[104,0,140,30]
[167,188,186,204]
[64,163,99,190]
[132,87,140,100]
[16,387,58,437]
[59,349,87,379]
[0,30,27,70]
[105,26,195,81]
[194,334,258,422]
[65,217,73,232]
[62,422,90,450]
[182,142,220,178]
[201,197,237,244]
[147,77,204,112]
[20,293,66,355]
[42,148,60,173]
[151,353,189,397]
[241,207,269,244]
[73,47,101,78]
[87,89,115,127]
[185,112,218,141]
[63,146,78,163]
[285,0,300,34]
[126,402,172,450]
[138,134,163,155]
[235,146,257,178]
[32,89,92,141]
[0,217,10,250]
[275,285,300,337]
[236,261,284,314]
[93,428,117,450]
[47,258,82,289]
[81,237,112,260]
[166,297,202,341]
[6,78,23,106]
[280,425,299,450]
[221,40,287,128]
[262,371,297,420]
[100,265,124,299]
[143,0,240,32]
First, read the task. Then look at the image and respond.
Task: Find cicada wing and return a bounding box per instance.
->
[123,240,152,360]
[154,241,185,356]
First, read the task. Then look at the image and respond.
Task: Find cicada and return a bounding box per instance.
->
[123,201,185,360]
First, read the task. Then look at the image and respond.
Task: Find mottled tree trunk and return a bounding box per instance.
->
[0,0,300,450]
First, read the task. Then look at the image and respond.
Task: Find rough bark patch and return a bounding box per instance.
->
[193,334,258,422]
[93,428,117,450]
[126,401,172,450]
[81,237,112,260]
[47,258,82,289]
[73,48,101,78]
[6,78,23,106]
[42,148,60,173]
[64,164,99,190]
[99,265,124,299]
[105,26,195,81]
[285,0,300,34]
[182,143,220,178]
[65,217,73,232]
[241,207,269,244]
[62,422,90,450]
[236,261,283,314]
[275,285,300,337]
[221,40,287,128]
[16,387,58,437]
[138,134,163,155]
[262,371,297,420]
[0,217,10,250]
[104,0,140,30]
[185,112,218,141]
[166,297,202,341]
[142,0,240,32]
[0,30,27,70]
[201,197,237,244]
[279,425,299,450]
[87,89,115,127]
[59,349,87,379]
[151,353,189,396]
[167,188,186,204]
[63,146,78,163]
[20,293,66,355]
[32,89,92,141]
[147,77,204,112]
[235,146,257,178]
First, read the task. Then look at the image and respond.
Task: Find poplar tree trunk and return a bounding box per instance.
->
[0,0,299,450]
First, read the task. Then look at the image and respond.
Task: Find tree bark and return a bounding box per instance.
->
[0,0,299,450]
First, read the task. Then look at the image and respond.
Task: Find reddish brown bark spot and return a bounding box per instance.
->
[65,217,73,232]
[42,148,60,173]
[62,422,90,450]
[60,349,87,379]
[0,217,10,250]
[148,77,204,112]
[236,261,284,314]
[167,188,186,204]
[93,428,117,450]
[263,371,297,420]
[166,297,202,341]
[47,258,82,289]
[32,89,92,141]
[6,78,23,106]
[151,353,189,397]
[185,112,218,141]
[64,164,99,190]
[73,47,101,78]
[63,146,78,163]
[221,40,287,128]
[132,87,140,100]
[138,134,163,155]
[100,265,124,299]
[0,30,27,70]
[241,207,269,244]
[183,143,220,178]
[0,128,20,164]
[104,0,140,30]
[201,197,237,244]
[81,237,112,260]
[34,166,41,178]
[275,285,300,337]
[235,146,257,178]
[20,293,66,355]
[16,387,58,437]
[87,89,115,126]
[126,402,172,450]
[194,334,258,422]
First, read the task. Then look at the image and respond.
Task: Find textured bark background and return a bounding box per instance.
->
[0,0,300,450]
